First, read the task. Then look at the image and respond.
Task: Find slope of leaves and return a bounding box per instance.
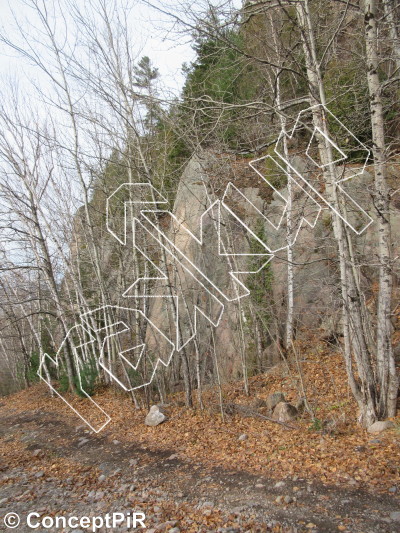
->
[3,339,399,494]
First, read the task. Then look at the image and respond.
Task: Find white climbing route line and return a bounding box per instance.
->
[38,105,374,431]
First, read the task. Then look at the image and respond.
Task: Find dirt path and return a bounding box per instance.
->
[0,408,399,533]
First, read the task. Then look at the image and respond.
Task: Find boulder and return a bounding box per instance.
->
[266,392,285,412]
[367,420,395,434]
[272,402,298,423]
[145,405,167,427]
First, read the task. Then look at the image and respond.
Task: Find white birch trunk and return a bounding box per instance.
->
[296,0,378,425]
[364,0,398,417]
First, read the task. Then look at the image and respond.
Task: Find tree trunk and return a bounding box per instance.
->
[364,0,398,418]
[296,0,378,426]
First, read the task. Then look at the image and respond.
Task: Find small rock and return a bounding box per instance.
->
[145,405,167,427]
[168,529,180,533]
[113,440,120,445]
[272,402,298,422]
[32,449,42,457]
[255,483,264,488]
[284,495,294,504]
[306,524,317,529]
[98,474,106,482]
[274,481,285,488]
[202,501,214,508]
[390,511,400,521]
[35,471,44,478]
[238,434,248,441]
[157,521,177,530]
[266,392,285,412]
[367,420,395,434]
[355,445,366,452]
[78,438,90,447]
[0,497,8,505]
[275,495,283,504]
[232,506,246,514]
[389,486,397,493]
[369,438,382,444]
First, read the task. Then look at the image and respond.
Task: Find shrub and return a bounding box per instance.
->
[74,357,99,397]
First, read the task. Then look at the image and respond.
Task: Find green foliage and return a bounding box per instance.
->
[74,357,99,397]
[245,220,274,373]
[126,367,142,388]
[308,417,323,432]
[26,351,40,384]
[133,56,158,89]
[90,150,130,209]
[324,59,372,158]
[58,372,70,393]
[16,353,40,385]
[247,220,274,307]
[151,111,193,205]
[184,31,243,104]
[56,356,98,397]
[262,147,288,190]
[328,400,349,411]
[181,27,258,148]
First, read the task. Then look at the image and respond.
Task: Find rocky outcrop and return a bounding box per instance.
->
[72,149,400,394]
[144,150,400,382]
[145,152,268,381]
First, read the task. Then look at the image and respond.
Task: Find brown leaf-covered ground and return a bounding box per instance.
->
[1,341,399,532]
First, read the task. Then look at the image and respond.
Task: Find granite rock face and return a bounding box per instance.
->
[144,151,400,379]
